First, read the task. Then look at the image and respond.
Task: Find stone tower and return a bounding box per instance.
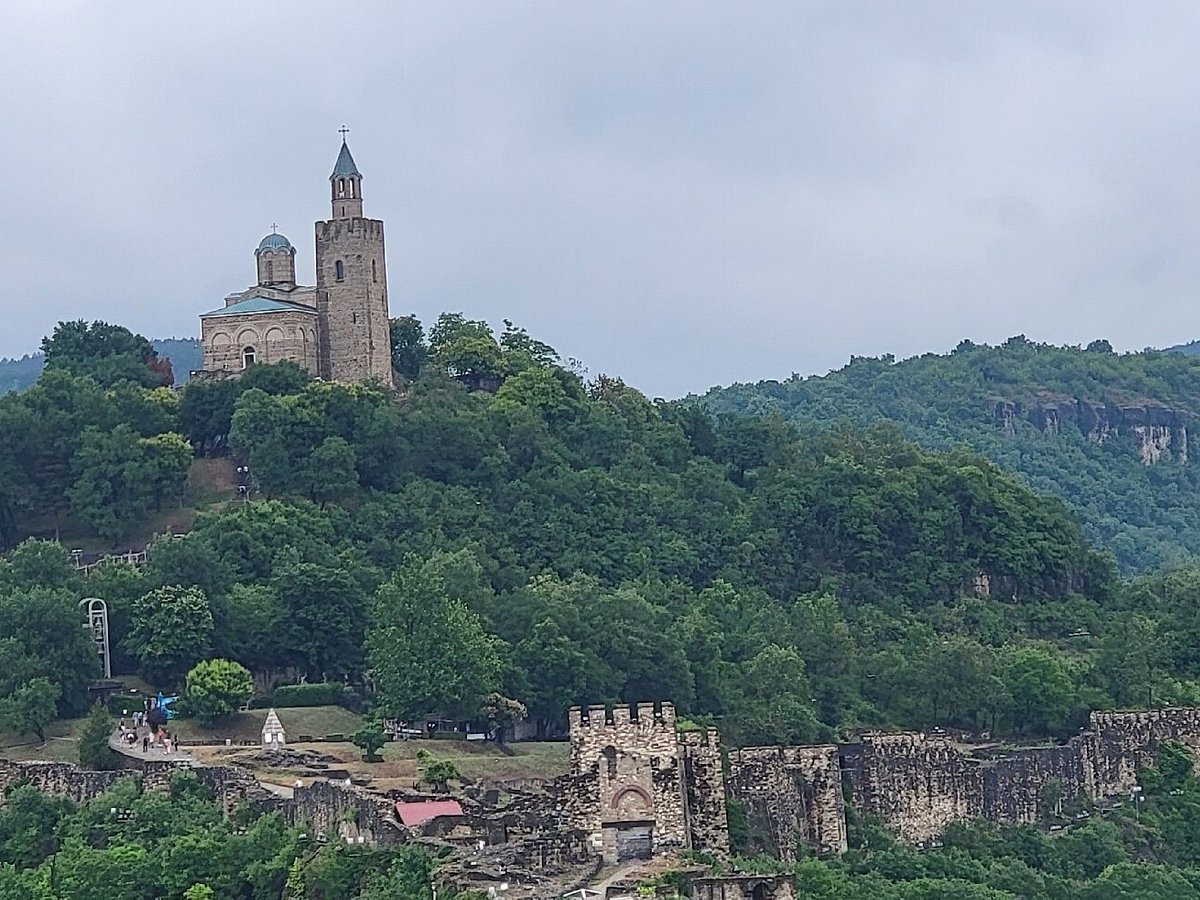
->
[315,139,394,386]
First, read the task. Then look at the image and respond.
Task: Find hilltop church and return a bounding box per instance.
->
[198,139,394,387]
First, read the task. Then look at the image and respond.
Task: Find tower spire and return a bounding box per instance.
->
[330,134,363,218]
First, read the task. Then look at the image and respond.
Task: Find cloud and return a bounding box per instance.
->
[2,1,1199,395]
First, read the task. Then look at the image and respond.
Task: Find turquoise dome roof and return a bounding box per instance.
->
[257,232,293,253]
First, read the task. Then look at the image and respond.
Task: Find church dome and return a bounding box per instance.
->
[256,232,293,254]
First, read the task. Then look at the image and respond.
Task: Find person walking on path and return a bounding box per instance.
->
[142,735,149,753]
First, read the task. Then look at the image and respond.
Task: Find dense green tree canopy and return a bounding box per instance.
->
[702,338,1200,573]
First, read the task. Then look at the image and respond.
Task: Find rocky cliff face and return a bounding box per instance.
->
[992,399,1189,465]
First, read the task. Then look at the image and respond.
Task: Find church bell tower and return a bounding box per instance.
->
[314,133,394,386]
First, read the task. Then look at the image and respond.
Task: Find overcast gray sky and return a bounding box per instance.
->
[3,2,1200,397]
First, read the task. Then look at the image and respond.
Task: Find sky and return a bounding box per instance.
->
[3,2,1200,398]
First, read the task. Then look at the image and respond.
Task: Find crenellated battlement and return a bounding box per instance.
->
[314,217,385,240]
[568,701,675,731]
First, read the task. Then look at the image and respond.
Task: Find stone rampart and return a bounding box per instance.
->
[690,873,795,900]
[728,744,846,857]
[0,758,282,821]
[291,778,401,844]
[0,760,130,805]
[681,729,730,854]
[837,709,1200,842]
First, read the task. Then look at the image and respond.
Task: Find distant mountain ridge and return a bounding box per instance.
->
[1166,340,1200,358]
[0,337,201,394]
[699,336,1200,574]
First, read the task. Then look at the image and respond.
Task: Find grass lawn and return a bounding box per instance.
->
[0,716,89,763]
[228,737,572,790]
[170,705,366,744]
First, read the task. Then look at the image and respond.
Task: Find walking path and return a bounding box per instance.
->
[108,727,193,764]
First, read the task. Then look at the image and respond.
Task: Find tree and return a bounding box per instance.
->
[428,313,504,383]
[77,703,117,770]
[183,886,216,900]
[1002,647,1075,735]
[1098,614,1163,707]
[390,315,428,380]
[299,436,358,506]
[183,659,253,725]
[134,432,192,511]
[368,554,501,720]
[0,677,60,744]
[125,586,214,686]
[271,563,366,681]
[478,693,527,745]
[352,722,387,763]
[726,645,824,746]
[42,320,169,388]
[416,750,460,793]
[68,426,192,544]
[0,585,99,716]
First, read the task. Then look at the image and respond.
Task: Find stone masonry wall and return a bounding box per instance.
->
[690,874,795,900]
[315,217,393,386]
[727,745,847,857]
[840,709,1200,842]
[202,309,319,375]
[842,733,979,841]
[290,779,402,845]
[1090,708,1200,795]
[0,758,281,820]
[681,729,730,854]
[567,703,688,852]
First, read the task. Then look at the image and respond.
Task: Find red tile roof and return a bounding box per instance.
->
[394,799,464,827]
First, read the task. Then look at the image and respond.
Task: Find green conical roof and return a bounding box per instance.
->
[330,141,362,180]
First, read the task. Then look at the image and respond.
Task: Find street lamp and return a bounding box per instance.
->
[1131,786,1144,823]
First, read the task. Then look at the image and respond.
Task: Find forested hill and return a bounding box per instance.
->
[700,337,1200,573]
[0,337,200,393]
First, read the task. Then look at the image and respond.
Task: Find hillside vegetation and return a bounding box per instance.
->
[702,336,1200,573]
[13,318,1200,897]
[7,316,1200,754]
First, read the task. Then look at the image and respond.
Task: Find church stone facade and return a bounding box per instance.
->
[199,140,394,387]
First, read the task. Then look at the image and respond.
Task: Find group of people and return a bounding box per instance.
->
[116,701,177,756]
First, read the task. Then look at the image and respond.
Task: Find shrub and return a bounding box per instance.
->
[183,659,253,725]
[271,682,345,708]
[78,703,118,770]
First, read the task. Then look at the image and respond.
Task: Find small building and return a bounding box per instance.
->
[262,708,286,748]
[394,799,464,828]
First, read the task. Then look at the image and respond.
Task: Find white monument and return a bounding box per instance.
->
[261,708,287,748]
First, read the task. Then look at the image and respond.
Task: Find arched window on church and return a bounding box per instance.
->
[242,347,256,369]
[266,260,273,282]
[335,260,344,281]
[348,180,355,198]
[338,178,345,197]
[372,259,377,282]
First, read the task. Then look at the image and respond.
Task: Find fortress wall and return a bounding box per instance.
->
[681,729,730,854]
[727,744,846,857]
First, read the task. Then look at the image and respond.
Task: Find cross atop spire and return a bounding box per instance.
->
[338,125,350,142]
[270,222,278,234]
